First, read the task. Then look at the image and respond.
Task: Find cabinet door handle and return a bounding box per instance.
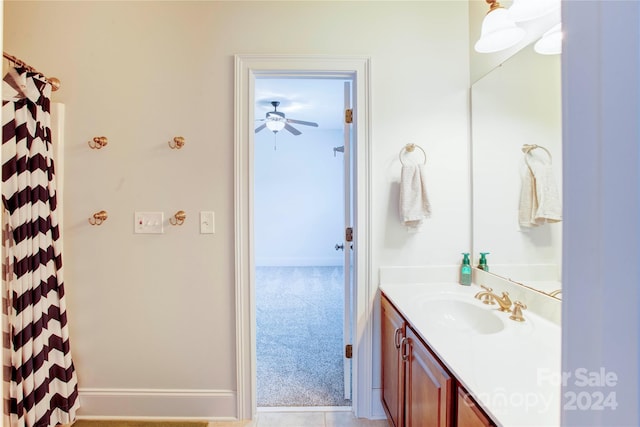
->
[401,337,410,361]
[394,328,403,349]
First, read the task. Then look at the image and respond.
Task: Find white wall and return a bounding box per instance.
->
[254,128,344,266]
[562,1,640,425]
[3,1,470,419]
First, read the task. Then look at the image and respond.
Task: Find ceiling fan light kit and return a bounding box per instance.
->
[255,101,319,137]
[265,120,285,132]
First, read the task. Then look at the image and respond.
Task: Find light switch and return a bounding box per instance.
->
[134,212,164,234]
[200,211,215,234]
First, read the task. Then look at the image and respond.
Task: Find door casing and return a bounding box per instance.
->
[234,54,372,420]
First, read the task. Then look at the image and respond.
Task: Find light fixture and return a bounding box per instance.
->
[508,0,560,23]
[475,0,526,53]
[534,23,562,55]
[265,120,285,133]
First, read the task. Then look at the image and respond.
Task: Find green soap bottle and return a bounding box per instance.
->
[478,252,490,272]
[460,253,472,286]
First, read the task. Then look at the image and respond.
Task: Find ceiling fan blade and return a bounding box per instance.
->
[284,124,302,136]
[287,118,318,127]
[255,123,267,133]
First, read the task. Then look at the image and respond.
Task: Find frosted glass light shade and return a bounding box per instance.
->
[266,120,285,132]
[509,0,560,22]
[534,23,562,55]
[475,7,526,53]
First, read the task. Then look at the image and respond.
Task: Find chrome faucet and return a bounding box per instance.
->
[474,285,512,312]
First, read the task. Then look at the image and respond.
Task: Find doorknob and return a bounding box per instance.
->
[335,243,344,251]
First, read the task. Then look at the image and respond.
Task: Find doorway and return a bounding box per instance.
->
[253,77,353,408]
[234,55,372,420]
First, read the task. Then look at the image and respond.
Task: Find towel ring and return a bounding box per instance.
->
[399,143,427,166]
[522,144,552,171]
[522,144,552,163]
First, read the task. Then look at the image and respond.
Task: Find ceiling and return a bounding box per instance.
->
[254,77,349,132]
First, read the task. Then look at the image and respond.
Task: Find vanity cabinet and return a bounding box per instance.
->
[457,387,494,427]
[381,295,406,427]
[404,325,453,427]
[381,293,495,427]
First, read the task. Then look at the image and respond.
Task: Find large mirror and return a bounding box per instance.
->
[471,45,562,298]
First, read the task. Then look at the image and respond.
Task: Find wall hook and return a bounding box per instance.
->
[168,136,185,149]
[88,136,108,149]
[89,210,108,225]
[169,210,186,225]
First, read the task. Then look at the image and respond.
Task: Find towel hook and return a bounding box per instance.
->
[399,143,427,166]
[89,210,108,225]
[88,136,108,149]
[169,210,186,226]
[168,136,185,149]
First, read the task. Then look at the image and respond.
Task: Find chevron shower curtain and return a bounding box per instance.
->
[2,67,79,426]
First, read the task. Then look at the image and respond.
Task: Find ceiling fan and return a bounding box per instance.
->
[255,101,319,135]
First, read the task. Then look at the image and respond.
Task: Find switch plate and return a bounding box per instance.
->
[135,211,164,234]
[200,211,215,234]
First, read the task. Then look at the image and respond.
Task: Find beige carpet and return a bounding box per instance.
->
[255,266,350,407]
[72,422,208,427]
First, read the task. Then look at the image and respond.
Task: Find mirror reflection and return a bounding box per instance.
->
[471,45,562,298]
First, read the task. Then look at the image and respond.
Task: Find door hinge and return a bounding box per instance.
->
[345,109,353,124]
[345,227,353,242]
[345,344,353,359]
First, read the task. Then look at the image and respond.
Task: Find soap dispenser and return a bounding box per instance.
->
[477,252,490,272]
[460,253,472,286]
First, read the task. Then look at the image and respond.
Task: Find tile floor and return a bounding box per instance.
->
[207,410,389,427]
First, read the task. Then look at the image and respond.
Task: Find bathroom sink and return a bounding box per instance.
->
[419,299,505,335]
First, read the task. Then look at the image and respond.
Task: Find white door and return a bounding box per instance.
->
[342,80,353,400]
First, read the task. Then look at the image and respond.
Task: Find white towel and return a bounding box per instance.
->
[399,162,431,228]
[519,153,562,227]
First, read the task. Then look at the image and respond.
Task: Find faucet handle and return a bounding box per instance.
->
[509,301,527,322]
[474,285,495,304]
[480,293,495,305]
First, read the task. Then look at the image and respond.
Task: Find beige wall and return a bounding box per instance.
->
[3,1,470,419]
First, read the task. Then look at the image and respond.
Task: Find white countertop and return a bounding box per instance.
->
[380,282,561,427]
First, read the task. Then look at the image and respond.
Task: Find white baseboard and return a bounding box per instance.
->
[370,388,386,420]
[77,388,237,420]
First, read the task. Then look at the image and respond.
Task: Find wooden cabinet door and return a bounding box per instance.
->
[404,326,453,427]
[381,295,406,427]
[457,387,495,427]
